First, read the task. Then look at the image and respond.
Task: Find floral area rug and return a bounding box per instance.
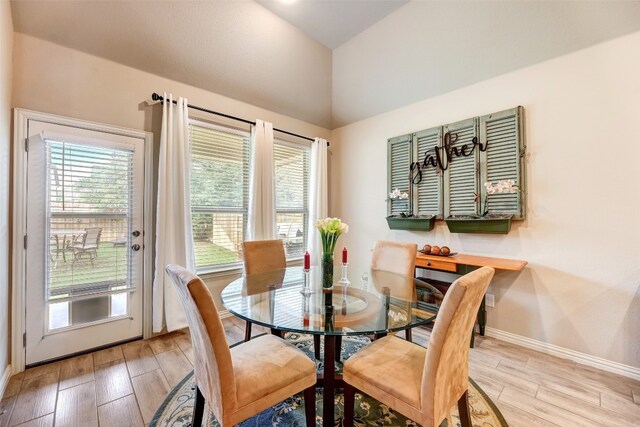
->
[150,334,508,426]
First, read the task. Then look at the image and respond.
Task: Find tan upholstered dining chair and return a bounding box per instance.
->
[371,240,418,341]
[371,240,418,277]
[343,267,495,427]
[166,264,317,427]
[241,239,287,341]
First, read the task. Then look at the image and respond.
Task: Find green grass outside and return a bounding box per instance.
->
[50,244,128,290]
[49,241,237,291]
[194,240,238,267]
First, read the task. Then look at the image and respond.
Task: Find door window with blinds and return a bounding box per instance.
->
[189,121,250,270]
[42,138,138,330]
[274,139,310,259]
[387,106,525,220]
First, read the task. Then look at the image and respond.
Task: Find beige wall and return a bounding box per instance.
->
[11,33,331,327]
[12,33,331,140]
[331,32,640,369]
[1,0,13,380]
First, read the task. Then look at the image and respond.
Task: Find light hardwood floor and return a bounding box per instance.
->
[1,317,638,426]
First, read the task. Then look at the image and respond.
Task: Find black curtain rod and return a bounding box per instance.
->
[151,92,328,145]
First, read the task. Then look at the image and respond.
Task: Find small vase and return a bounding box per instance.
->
[321,252,334,290]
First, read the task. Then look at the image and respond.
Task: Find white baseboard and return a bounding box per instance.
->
[0,365,12,400]
[485,327,640,381]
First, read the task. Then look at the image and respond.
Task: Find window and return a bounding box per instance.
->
[274,139,310,259]
[189,121,251,270]
[189,121,310,271]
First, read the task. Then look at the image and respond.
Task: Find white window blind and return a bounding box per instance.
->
[189,121,251,270]
[274,140,310,259]
[45,139,135,328]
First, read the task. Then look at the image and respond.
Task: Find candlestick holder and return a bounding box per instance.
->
[300,268,312,296]
[341,289,348,315]
[302,294,310,327]
[338,263,350,285]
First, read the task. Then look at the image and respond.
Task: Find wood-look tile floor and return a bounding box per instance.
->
[1,317,639,426]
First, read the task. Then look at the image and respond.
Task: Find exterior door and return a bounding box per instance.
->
[25,120,145,365]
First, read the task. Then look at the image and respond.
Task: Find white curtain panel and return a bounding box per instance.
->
[307,137,329,265]
[247,119,276,240]
[152,93,195,333]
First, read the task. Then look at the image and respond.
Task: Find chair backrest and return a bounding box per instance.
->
[421,267,494,423]
[369,269,415,301]
[83,227,102,248]
[242,239,286,275]
[165,264,237,421]
[371,240,418,277]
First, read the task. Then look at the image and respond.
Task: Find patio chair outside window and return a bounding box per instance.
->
[72,227,102,265]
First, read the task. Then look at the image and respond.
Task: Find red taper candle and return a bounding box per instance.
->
[304,251,310,270]
[342,247,348,264]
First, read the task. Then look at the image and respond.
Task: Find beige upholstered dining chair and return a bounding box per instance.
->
[371,240,418,276]
[166,264,317,427]
[241,239,286,341]
[343,267,495,427]
[371,240,418,340]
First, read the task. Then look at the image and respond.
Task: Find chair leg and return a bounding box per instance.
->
[405,327,412,342]
[303,385,316,426]
[244,321,252,342]
[313,335,321,360]
[193,385,205,427]
[343,383,356,427]
[457,389,472,427]
[335,336,342,361]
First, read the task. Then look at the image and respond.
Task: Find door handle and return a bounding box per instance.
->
[132,230,141,237]
[131,244,141,251]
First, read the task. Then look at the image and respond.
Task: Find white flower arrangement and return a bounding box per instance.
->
[387,188,412,217]
[480,180,520,216]
[484,179,518,195]
[388,188,409,200]
[315,217,349,256]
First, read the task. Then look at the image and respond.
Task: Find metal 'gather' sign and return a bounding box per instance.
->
[410,132,487,185]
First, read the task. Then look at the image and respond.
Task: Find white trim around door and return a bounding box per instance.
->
[11,109,154,372]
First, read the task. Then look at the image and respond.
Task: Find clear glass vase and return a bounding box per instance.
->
[321,252,334,290]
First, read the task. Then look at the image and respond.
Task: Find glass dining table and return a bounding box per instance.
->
[221,265,443,426]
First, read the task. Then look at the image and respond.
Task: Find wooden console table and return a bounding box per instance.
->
[415,252,527,339]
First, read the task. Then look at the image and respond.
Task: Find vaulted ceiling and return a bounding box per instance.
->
[10,1,640,129]
[255,0,408,49]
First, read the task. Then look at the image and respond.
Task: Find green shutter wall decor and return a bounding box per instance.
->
[443,117,480,218]
[413,126,443,219]
[386,133,436,231]
[387,134,412,217]
[479,107,526,219]
[386,106,526,233]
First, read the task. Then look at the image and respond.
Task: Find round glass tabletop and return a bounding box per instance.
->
[221,265,443,336]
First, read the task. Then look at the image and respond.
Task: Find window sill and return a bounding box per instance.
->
[197,264,243,280]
